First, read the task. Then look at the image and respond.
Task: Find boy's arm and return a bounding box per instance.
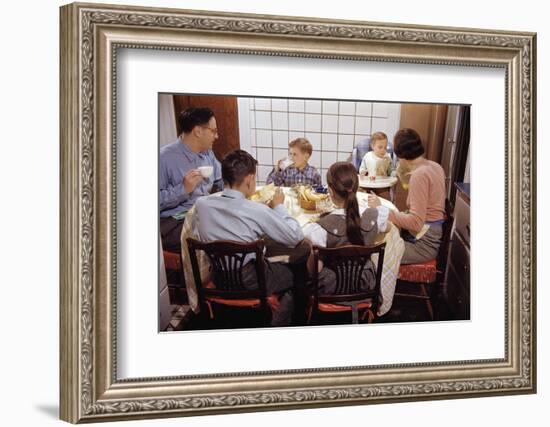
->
[266,168,285,186]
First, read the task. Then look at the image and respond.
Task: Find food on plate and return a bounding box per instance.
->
[249,183,276,203]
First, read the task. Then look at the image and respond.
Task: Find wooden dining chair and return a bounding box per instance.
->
[186,237,274,326]
[394,200,454,320]
[307,243,386,325]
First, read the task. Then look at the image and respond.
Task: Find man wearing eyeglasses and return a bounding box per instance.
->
[160,107,223,252]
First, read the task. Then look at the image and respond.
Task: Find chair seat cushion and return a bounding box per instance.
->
[398,259,437,283]
[318,301,373,312]
[204,282,280,311]
[163,250,182,271]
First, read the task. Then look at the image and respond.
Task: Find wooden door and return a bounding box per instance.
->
[172,95,240,161]
[399,103,448,163]
[393,103,448,211]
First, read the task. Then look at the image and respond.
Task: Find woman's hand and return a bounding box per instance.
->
[367,192,381,208]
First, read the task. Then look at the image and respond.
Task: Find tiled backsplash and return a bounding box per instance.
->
[238,97,401,184]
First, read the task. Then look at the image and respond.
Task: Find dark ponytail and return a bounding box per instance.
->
[344,191,363,245]
[327,162,363,245]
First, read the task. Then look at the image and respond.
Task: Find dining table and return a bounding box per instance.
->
[179,186,405,317]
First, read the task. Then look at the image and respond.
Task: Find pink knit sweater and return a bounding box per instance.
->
[389,159,446,234]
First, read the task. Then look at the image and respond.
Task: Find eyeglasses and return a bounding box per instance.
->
[200,125,218,134]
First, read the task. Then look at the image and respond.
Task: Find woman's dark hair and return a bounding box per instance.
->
[393,128,425,160]
[178,107,215,134]
[222,150,258,187]
[326,162,363,245]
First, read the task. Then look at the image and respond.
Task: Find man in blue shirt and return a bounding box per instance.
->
[194,150,304,326]
[160,107,223,252]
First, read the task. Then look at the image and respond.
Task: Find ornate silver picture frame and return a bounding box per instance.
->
[60,2,536,423]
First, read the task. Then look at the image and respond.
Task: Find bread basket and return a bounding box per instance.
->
[299,197,317,211]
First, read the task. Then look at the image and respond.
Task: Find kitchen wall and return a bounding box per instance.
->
[238,97,401,184]
[159,94,177,147]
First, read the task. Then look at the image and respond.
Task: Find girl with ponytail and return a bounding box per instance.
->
[303,162,390,293]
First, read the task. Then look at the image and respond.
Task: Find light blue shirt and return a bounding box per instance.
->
[159,138,223,218]
[193,189,304,261]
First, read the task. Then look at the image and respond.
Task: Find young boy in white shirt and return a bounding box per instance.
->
[359,132,392,177]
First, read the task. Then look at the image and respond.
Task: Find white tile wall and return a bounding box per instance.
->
[249,109,256,128]
[257,147,273,165]
[355,116,371,135]
[372,102,390,117]
[338,134,355,152]
[305,100,322,114]
[255,98,271,110]
[272,112,288,130]
[339,101,356,115]
[273,130,289,148]
[289,131,305,140]
[322,133,338,151]
[322,151,338,168]
[255,111,271,129]
[258,165,272,183]
[356,102,372,116]
[249,129,256,147]
[256,130,272,147]
[322,115,338,133]
[372,117,395,138]
[289,113,305,131]
[338,151,351,161]
[288,99,305,112]
[338,115,355,134]
[310,151,321,169]
[322,100,339,114]
[243,97,401,184]
[271,98,288,111]
[305,114,322,132]
[306,132,322,149]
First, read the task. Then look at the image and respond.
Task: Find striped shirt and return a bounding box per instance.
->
[266,163,321,187]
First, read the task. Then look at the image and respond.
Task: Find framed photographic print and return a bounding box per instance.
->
[60,2,536,423]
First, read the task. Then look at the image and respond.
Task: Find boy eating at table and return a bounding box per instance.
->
[193,150,304,326]
[267,138,322,187]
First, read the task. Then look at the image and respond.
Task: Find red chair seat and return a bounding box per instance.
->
[398,259,437,283]
[318,301,373,312]
[204,281,280,311]
[163,250,182,271]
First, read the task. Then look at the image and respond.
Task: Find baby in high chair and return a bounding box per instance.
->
[359,132,392,178]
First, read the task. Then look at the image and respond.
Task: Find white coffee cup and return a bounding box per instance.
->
[198,166,213,178]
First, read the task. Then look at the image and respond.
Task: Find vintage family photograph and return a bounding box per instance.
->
[58,2,536,422]
[158,94,471,331]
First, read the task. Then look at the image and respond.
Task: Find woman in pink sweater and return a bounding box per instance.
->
[368,128,446,264]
